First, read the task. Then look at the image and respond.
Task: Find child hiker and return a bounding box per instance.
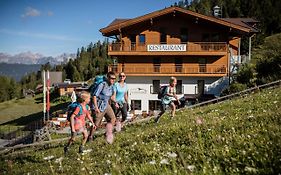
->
[155,77,181,123]
[64,91,95,154]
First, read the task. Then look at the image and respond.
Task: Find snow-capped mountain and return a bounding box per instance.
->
[0,52,76,65]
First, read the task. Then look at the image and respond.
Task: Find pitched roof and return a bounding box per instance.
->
[221,18,259,33]
[100,6,258,36]
[107,18,130,27]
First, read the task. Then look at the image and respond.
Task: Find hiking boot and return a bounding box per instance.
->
[64,146,69,154]
[79,145,84,153]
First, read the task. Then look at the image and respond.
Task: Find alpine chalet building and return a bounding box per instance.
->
[100,6,258,114]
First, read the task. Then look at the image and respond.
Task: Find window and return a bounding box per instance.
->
[176,80,183,94]
[197,80,205,96]
[131,100,141,110]
[153,57,161,73]
[152,80,160,94]
[130,35,136,51]
[175,58,183,73]
[198,58,207,73]
[130,35,136,43]
[149,100,161,111]
[139,34,145,45]
[160,28,167,43]
[202,33,209,42]
[180,28,188,43]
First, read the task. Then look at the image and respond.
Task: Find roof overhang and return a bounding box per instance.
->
[100,7,255,36]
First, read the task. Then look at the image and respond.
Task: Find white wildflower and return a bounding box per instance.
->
[149,160,156,164]
[248,115,254,118]
[187,165,195,172]
[245,166,258,173]
[273,101,278,104]
[55,157,63,163]
[81,167,85,171]
[106,160,111,164]
[104,173,111,175]
[160,159,169,164]
[43,155,54,161]
[83,149,92,153]
[167,152,177,158]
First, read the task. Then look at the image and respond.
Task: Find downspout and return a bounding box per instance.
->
[248,34,255,62]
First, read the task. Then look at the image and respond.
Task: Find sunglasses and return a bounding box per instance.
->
[109,77,116,80]
[119,75,126,77]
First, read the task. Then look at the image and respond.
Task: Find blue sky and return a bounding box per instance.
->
[0,0,177,56]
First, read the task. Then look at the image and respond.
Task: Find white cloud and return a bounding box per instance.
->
[21,7,41,18]
[0,29,82,42]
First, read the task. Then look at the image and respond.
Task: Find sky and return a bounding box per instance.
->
[0,0,178,57]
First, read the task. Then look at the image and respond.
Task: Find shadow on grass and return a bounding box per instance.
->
[0,102,69,127]
[35,96,43,104]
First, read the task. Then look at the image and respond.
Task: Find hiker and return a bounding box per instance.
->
[64,91,95,154]
[88,71,116,144]
[111,72,129,131]
[155,77,180,123]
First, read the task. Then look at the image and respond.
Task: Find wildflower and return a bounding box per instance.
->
[43,155,54,161]
[245,166,258,173]
[160,159,169,164]
[149,160,156,164]
[55,157,63,163]
[167,152,177,158]
[273,101,277,104]
[187,165,195,172]
[248,115,254,118]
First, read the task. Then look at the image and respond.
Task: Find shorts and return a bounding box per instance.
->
[95,105,115,126]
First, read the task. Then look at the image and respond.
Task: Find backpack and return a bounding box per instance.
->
[66,102,83,121]
[157,85,168,99]
[89,75,106,96]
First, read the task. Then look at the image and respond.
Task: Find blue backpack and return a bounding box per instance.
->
[66,102,83,121]
[66,102,90,121]
[89,75,107,96]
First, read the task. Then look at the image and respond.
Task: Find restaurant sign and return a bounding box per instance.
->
[147,44,186,52]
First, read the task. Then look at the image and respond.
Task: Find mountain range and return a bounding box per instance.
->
[0,51,76,81]
[0,51,76,65]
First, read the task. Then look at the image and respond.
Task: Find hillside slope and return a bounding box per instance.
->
[1,88,280,174]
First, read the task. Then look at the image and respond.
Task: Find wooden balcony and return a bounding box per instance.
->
[108,42,227,56]
[109,64,227,77]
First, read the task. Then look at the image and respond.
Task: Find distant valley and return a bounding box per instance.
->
[0,63,41,81]
[0,51,75,81]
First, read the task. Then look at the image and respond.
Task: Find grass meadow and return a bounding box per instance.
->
[0,87,280,174]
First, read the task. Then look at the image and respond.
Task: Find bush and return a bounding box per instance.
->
[236,63,256,86]
[221,83,247,96]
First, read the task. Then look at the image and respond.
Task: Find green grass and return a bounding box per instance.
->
[1,88,280,174]
[0,95,43,125]
[0,94,69,134]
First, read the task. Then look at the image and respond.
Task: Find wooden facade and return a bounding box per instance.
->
[99,7,258,112]
[101,7,258,78]
[100,7,257,77]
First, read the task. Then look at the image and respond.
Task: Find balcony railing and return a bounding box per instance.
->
[108,42,227,52]
[109,64,227,75]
